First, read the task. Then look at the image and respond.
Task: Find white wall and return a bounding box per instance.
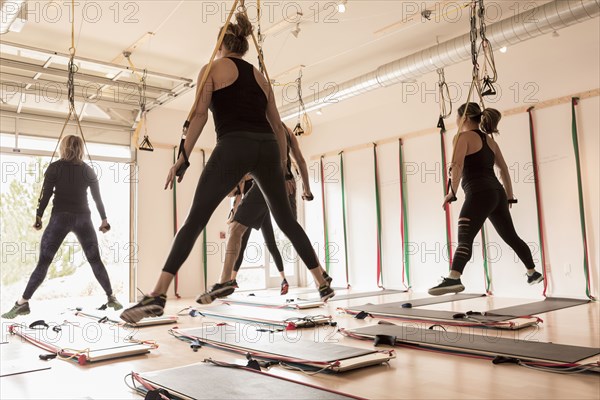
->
[135,108,229,298]
[302,19,600,298]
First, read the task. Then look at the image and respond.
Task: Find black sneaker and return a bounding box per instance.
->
[428,277,465,296]
[319,284,335,302]
[1,302,30,319]
[281,279,289,295]
[196,281,236,305]
[527,270,544,285]
[120,294,166,324]
[322,271,333,286]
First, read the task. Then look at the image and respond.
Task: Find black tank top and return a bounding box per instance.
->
[209,57,274,138]
[461,130,503,194]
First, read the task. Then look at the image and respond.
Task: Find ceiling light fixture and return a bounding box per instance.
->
[499,46,508,53]
[552,30,560,38]
[338,1,347,13]
[316,108,323,115]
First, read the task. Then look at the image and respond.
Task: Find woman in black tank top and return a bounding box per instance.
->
[429,103,543,295]
[121,13,333,323]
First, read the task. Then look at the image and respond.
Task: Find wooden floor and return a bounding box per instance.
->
[1,289,599,399]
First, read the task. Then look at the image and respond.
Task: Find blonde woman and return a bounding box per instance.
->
[2,135,122,318]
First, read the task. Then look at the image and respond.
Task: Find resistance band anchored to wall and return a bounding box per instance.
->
[527,107,549,297]
[172,147,182,299]
[570,98,595,301]
[319,156,331,275]
[398,139,411,289]
[373,144,384,288]
[339,152,351,288]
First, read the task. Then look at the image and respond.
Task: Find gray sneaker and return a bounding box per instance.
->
[107,295,123,311]
[2,302,31,319]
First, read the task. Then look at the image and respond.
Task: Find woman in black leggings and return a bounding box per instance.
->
[121,13,333,323]
[1,135,122,319]
[224,124,315,297]
[429,103,543,295]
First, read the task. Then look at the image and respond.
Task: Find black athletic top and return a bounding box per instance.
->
[209,57,273,138]
[36,160,107,219]
[461,130,503,195]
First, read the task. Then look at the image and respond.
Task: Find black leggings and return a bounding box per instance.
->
[233,216,284,273]
[162,132,319,275]
[451,189,535,274]
[23,212,113,299]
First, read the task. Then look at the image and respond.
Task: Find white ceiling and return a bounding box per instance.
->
[3,0,553,116]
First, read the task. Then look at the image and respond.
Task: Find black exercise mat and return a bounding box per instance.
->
[366,293,486,308]
[140,363,359,399]
[487,297,590,316]
[179,325,375,363]
[303,289,407,302]
[350,324,600,363]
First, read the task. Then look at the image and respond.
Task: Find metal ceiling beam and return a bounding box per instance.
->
[0,58,171,96]
[1,82,141,111]
[0,109,133,131]
[1,72,161,102]
[1,40,193,84]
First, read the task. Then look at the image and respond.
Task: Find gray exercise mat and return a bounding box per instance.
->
[140,363,358,399]
[303,289,408,302]
[485,297,590,316]
[179,325,375,363]
[349,304,511,322]
[197,304,330,327]
[350,324,600,363]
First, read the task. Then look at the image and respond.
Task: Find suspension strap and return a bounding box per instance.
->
[319,156,331,274]
[37,0,92,212]
[570,98,595,300]
[373,144,384,288]
[398,139,410,289]
[172,147,181,299]
[339,152,350,288]
[480,224,492,294]
[527,107,549,297]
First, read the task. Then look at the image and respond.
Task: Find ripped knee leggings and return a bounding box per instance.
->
[451,189,536,274]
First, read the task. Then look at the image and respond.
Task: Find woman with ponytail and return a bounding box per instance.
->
[121,13,333,323]
[429,103,543,295]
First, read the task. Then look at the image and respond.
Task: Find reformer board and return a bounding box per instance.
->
[173,324,394,372]
[345,304,538,329]
[135,363,364,400]
[76,307,178,327]
[221,294,324,309]
[8,322,154,364]
[348,324,600,364]
[302,289,408,302]
[193,304,332,329]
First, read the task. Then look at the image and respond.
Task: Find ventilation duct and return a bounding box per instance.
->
[279,0,600,120]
